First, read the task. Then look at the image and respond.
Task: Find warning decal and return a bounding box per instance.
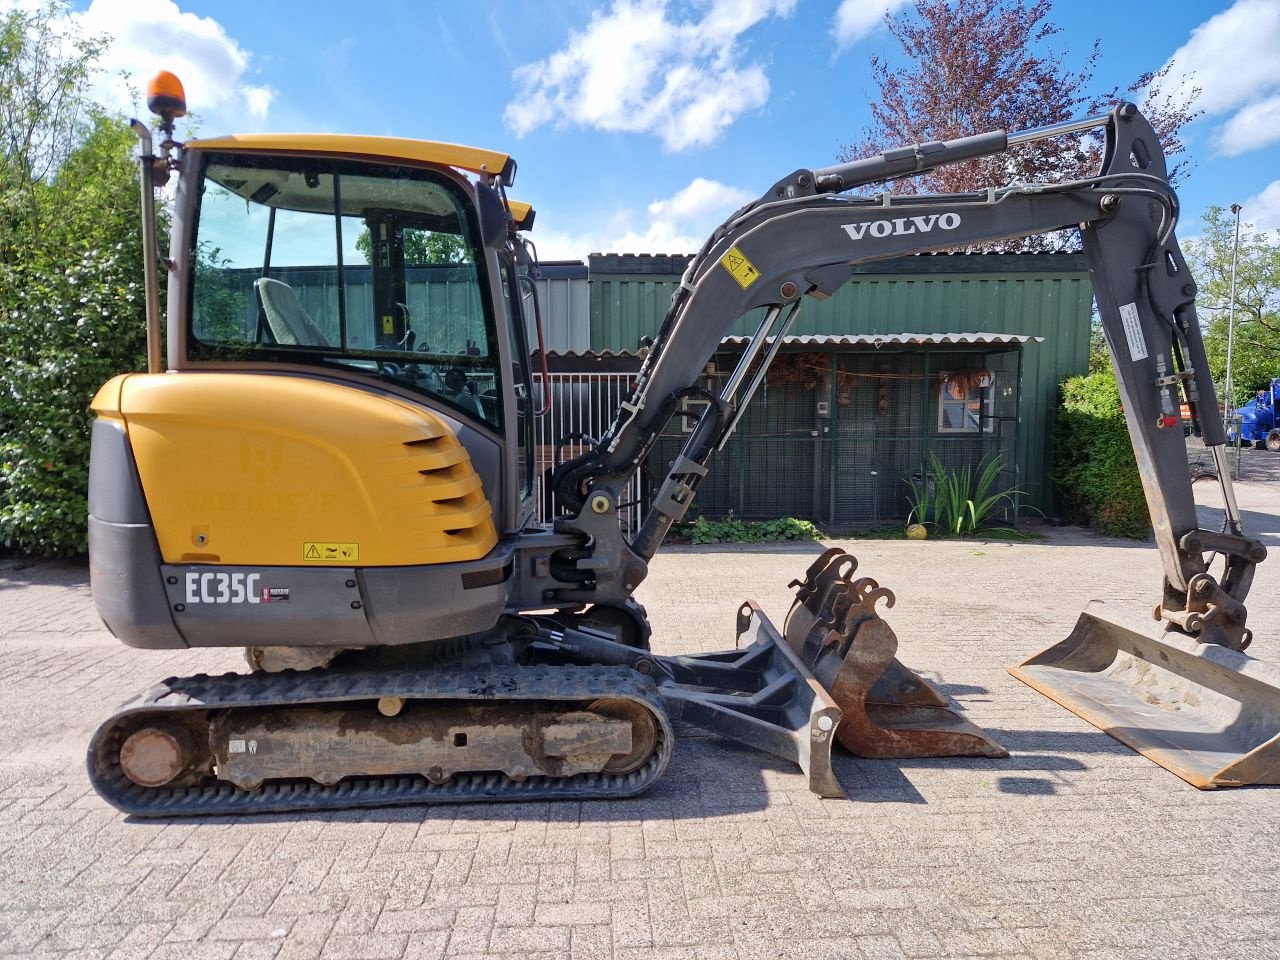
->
[381,315,395,334]
[1118,302,1148,362]
[720,246,760,289]
[303,541,360,562]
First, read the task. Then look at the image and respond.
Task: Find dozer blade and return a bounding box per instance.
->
[1010,601,1280,788]
[784,547,1007,760]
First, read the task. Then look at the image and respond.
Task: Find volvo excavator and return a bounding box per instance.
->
[85,72,1280,816]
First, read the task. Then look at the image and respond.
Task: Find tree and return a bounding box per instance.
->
[354,227,467,265]
[1185,206,1280,407]
[842,0,1200,250]
[0,1,106,190]
[0,4,147,556]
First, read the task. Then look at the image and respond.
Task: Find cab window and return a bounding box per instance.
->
[189,152,503,429]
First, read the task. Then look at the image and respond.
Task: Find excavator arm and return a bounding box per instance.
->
[551,103,1263,652]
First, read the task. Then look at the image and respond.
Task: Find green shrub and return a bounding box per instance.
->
[0,6,148,556]
[1053,371,1150,539]
[678,513,823,545]
[0,118,147,556]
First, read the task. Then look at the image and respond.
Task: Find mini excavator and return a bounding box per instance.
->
[85,72,1280,816]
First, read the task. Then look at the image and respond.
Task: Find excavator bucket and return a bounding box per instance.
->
[783,548,1007,760]
[1010,602,1280,788]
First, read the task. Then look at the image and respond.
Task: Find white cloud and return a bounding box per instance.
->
[614,176,756,251]
[832,0,911,49]
[68,0,275,131]
[1161,0,1280,115]
[1158,0,1280,157]
[1242,179,1280,233]
[530,177,756,260]
[504,0,795,152]
[647,176,754,222]
[1214,93,1280,156]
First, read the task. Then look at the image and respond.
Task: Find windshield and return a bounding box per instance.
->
[188,151,503,428]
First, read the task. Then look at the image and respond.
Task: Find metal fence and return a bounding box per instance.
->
[531,372,644,531]
[653,350,1020,528]
[531,348,1023,531]
[1184,415,1243,481]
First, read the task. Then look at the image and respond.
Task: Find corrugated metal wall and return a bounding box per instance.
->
[216,263,590,355]
[213,265,488,354]
[650,347,1020,526]
[527,265,589,353]
[586,253,1092,513]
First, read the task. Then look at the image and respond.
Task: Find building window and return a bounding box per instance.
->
[937,371,994,433]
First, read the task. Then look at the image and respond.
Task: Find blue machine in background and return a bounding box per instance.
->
[1230,377,1280,449]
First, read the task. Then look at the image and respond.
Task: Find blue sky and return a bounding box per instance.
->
[45,0,1280,258]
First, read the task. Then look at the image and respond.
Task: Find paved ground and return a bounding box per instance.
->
[3,451,1280,960]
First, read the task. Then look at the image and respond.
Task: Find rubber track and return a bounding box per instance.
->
[87,664,673,817]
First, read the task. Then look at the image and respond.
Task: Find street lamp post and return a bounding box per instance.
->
[1223,203,1243,421]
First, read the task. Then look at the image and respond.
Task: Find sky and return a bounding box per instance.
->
[26,0,1280,259]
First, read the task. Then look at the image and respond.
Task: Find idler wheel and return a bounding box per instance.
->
[119,726,195,787]
[587,698,658,775]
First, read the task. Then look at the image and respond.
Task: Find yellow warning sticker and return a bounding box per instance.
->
[720,246,760,289]
[303,541,360,562]
[381,315,395,334]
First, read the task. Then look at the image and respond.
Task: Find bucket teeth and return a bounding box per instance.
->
[784,548,1007,760]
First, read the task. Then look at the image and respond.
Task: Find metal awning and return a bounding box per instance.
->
[541,332,1043,368]
[718,332,1044,348]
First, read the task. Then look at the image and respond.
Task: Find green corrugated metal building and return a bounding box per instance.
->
[584,252,1092,521]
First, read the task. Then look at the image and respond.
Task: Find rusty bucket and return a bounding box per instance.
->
[784,548,1006,760]
[1010,601,1280,788]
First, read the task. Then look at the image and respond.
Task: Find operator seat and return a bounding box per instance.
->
[255,278,330,346]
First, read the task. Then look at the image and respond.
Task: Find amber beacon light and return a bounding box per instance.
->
[146,70,187,122]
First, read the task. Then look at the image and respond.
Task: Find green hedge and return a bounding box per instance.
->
[1053,371,1151,540]
[0,118,147,557]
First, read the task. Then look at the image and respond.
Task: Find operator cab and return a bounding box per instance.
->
[170,138,538,531]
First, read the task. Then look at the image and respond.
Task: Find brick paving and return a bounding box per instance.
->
[3,453,1280,959]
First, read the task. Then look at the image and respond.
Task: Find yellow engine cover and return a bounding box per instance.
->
[92,373,498,566]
